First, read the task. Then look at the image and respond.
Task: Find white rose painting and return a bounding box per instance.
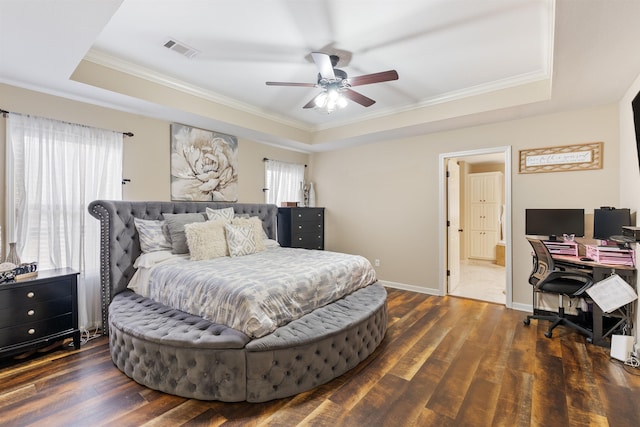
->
[170,124,238,201]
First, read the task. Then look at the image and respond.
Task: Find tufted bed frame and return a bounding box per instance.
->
[88,200,387,402]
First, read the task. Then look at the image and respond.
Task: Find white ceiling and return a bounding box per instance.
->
[2,0,640,152]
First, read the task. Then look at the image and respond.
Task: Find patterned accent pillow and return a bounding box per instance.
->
[162,212,206,254]
[225,224,258,257]
[133,218,172,253]
[205,207,235,222]
[184,220,228,260]
[231,216,265,252]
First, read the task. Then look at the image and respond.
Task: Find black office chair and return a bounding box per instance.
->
[523,238,594,339]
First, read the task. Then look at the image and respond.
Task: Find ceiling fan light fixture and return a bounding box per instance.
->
[336,95,348,109]
[315,87,348,113]
[314,92,328,108]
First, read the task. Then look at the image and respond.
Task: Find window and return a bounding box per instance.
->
[6,113,123,330]
[264,159,305,206]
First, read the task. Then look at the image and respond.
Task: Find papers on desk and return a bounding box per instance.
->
[586,274,638,313]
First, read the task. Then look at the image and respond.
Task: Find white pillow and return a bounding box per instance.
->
[206,207,235,222]
[225,223,258,257]
[133,250,175,268]
[184,220,229,260]
[231,216,265,251]
[264,239,280,249]
[134,218,172,253]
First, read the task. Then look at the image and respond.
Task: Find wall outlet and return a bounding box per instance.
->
[374,259,380,267]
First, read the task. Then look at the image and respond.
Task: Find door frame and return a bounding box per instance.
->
[438,146,513,308]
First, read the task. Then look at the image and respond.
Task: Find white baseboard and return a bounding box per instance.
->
[510,302,532,313]
[378,280,443,296]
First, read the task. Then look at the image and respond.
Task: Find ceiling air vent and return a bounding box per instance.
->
[163,38,199,59]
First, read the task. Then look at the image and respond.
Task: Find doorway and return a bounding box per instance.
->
[439,147,512,307]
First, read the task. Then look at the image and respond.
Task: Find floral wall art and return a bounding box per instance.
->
[170,123,238,201]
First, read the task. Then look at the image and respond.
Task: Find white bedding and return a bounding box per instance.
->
[130,247,377,338]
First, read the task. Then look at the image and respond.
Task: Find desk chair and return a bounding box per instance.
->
[523,238,595,339]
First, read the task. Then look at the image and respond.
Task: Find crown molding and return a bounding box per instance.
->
[84,49,313,133]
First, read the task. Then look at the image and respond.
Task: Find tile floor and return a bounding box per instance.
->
[449,259,506,304]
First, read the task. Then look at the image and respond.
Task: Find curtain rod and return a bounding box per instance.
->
[263,157,307,167]
[0,108,134,137]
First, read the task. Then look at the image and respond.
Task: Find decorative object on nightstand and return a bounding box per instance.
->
[5,242,21,265]
[308,182,316,207]
[277,207,325,250]
[298,182,305,206]
[0,268,80,360]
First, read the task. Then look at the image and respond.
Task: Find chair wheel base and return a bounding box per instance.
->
[544,331,553,338]
[523,318,531,326]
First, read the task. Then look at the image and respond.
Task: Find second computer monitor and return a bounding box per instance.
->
[593,208,631,241]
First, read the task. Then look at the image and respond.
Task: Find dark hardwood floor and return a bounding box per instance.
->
[1,288,640,426]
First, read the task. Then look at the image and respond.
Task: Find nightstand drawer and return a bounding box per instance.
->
[0,296,73,326]
[0,314,74,349]
[291,222,324,233]
[0,279,72,309]
[291,232,324,249]
[291,209,324,223]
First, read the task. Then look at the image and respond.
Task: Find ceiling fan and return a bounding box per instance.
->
[266,52,399,112]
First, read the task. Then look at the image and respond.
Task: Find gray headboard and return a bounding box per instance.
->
[88,200,278,333]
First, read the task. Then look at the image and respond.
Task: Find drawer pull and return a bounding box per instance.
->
[298,214,302,218]
[298,237,303,241]
[27,292,35,298]
[27,309,35,316]
[298,225,303,229]
[28,328,36,335]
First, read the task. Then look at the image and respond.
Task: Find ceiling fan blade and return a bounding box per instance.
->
[349,70,399,87]
[266,81,316,87]
[343,89,376,107]
[311,52,336,80]
[303,94,322,109]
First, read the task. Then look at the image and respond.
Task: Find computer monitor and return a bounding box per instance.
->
[593,208,631,241]
[525,208,585,241]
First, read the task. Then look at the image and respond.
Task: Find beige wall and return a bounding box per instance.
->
[311,104,621,307]
[0,82,624,310]
[0,84,309,256]
[619,72,640,345]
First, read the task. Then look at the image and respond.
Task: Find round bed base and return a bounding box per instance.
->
[109,284,387,402]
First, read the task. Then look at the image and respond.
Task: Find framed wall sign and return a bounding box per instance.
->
[519,142,603,174]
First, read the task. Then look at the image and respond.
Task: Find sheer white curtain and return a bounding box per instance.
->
[264,159,305,206]
[6,113,123,331]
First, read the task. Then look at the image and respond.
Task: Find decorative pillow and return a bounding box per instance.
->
[231,216,266,251]
[264,239,280,249]
[133,218,172,253]
[184,220,228,260]
[162,212,206,254]
[205,207,235,222]
[225,224,258,257]
[133,250,175,268]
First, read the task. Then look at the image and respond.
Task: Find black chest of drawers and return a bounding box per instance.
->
[0,268,80,359]
[277,207,325,250]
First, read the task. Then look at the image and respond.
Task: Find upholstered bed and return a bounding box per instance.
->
[88,200,387,402]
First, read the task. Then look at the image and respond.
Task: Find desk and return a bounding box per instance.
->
[551,254,636,347]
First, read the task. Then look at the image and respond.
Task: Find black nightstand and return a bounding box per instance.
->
[0,268,80,359]
[277,207,325,250]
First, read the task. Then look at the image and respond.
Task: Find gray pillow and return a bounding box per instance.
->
[162,212,206,254]
[134,218,172,253]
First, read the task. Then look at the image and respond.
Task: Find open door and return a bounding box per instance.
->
[446,159,461,294]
